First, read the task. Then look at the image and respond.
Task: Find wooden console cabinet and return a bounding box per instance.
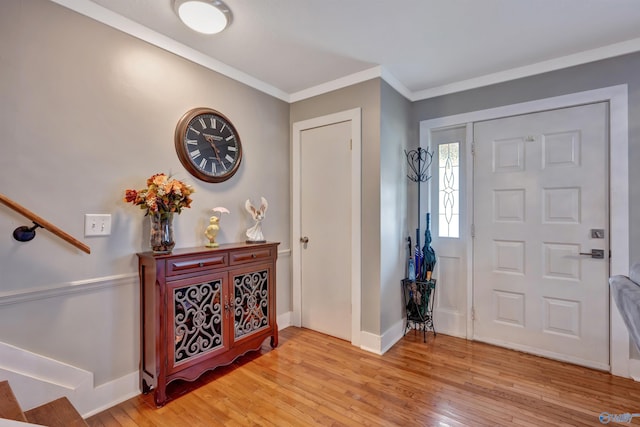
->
[137,242,279,406]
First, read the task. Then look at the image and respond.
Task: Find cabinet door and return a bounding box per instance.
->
[167,272,230,374]
[231,264,274,342]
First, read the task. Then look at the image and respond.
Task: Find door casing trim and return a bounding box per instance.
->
[292,108,362,347]
[420,84,630,377]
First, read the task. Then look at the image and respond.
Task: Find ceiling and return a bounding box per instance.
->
[57,0,640,102]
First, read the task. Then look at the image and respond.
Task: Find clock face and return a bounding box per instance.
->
[175,108,242,183]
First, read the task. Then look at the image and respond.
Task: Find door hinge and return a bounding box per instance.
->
[471,223,475,238]
[471,142,476,156]
[471,307,476,321]
[350,139,352,150]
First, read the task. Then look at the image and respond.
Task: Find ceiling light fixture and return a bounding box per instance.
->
[172,0,233,35]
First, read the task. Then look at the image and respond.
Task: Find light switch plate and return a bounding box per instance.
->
[85,214,111,236]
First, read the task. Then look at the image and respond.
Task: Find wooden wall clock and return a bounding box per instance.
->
[174,107,243,183]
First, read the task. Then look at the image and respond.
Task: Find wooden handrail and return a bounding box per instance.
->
[0,193,90,254]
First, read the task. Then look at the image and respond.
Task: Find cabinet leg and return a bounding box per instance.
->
[141,378,151,394]
[154,385,167,408]
[270,327,279,348]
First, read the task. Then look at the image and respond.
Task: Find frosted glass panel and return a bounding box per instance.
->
[439,142,460,238]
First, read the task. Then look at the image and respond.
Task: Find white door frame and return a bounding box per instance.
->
[420,85,632,378]
[292,108,362,347]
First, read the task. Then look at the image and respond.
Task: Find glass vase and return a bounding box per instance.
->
[150,212,175,254]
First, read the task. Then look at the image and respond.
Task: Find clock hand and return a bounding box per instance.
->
[202,133,223,141]
[203,135,227,169]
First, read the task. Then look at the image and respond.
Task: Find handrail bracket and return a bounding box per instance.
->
[13,222,44,242]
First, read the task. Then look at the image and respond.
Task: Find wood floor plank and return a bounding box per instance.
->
[24,397,88,427]
[87,327,640,426]
[0,380,27,422]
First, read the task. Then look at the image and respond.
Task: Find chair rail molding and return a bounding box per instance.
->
[0,274,138,307]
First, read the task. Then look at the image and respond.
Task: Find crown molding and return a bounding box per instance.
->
[49,0,289,102]
[410,37,640,101]
[48,1,640,104]
[288,66,383,103]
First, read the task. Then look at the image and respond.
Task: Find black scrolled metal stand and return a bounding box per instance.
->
[404,147,433,277]
[403,147,437,342]
[401,278,436,342]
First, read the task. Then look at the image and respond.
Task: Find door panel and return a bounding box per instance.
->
[300,121,351,341]
[429,126,468,337]
[168,272,229,374]
[473,103,609,369]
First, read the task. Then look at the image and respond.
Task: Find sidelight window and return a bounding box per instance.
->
[438,142,460,238]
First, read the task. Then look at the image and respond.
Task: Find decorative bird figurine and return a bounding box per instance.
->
[205,207,229,248]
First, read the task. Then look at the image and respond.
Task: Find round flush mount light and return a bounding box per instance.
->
[172,0,233,35]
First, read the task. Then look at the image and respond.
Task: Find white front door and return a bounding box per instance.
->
[299,121,352,341]
[473,102,610,369]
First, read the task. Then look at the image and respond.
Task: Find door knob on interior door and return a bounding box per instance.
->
[300,236,309,249]
[579,249,605,259]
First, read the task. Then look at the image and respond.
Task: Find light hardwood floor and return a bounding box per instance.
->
[87,327,640,426]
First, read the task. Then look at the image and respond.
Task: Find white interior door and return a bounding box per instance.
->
[300,121,352,341]
[473,102,609,369]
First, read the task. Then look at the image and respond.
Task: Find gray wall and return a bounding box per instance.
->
[380,80,412,334]
[413,52,640,264]
[0,0,290,385]
[290,79,382,334]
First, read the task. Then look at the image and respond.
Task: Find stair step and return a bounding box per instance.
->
[24,397,88,427]
[0,380,27,422]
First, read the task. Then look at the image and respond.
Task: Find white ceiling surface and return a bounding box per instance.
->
[64,0,640,102]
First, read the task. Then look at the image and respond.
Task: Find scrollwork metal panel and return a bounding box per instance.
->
[173,280,223,364]
[234,270,269,339]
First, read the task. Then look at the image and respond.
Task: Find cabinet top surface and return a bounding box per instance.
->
[137,241,280,259]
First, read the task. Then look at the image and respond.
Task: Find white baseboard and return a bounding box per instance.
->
[629,358,640,381]
[0,340,141,418]
[359,331,382,354]
[80,372,139,418]
[359,319,405,355]
[0,341,93,412]
[380,319,405,354]
[277,311,293,330]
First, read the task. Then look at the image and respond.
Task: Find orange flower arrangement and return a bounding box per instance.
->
[124,173,194,216]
